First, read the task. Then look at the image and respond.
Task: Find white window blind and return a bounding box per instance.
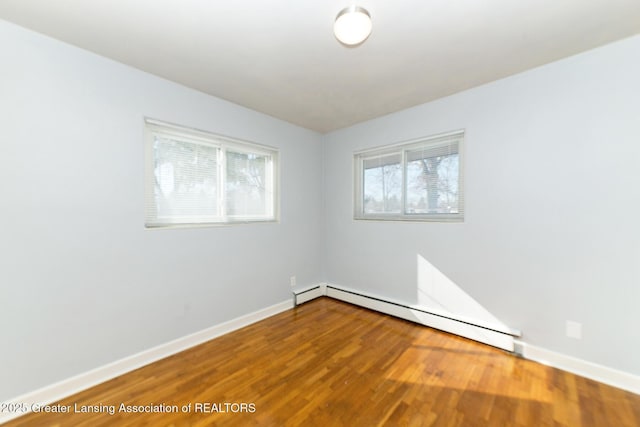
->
[226,150,273,219]
[354,131,464,222]
[145,119,278,227]
[152,135,219,222]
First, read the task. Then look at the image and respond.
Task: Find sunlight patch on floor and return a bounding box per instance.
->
[384,344,553,403]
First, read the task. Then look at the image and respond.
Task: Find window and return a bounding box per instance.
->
[144,119,278,227]
[354,131,464,221]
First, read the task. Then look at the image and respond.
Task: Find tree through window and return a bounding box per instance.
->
[354,131,464,221]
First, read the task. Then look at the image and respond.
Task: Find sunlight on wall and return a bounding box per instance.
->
[416,254,508,332]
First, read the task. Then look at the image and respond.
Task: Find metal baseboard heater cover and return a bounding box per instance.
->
[294,284,520,352]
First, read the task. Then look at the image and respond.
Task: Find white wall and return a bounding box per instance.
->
[322,35,640,376]
[0,20,323,400]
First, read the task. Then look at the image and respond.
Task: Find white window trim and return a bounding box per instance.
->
[144,118,280,228]
[354,130,464,222]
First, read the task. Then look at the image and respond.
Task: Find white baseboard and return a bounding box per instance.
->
[520,342,640,395]
[0,300,292,424]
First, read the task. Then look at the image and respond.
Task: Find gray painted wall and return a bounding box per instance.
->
[322,35,640,376]
[0,21,323,400]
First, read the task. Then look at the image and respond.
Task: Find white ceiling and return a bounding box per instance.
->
[1,1,639,133]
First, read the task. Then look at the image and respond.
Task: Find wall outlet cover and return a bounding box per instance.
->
[566,321,582,339]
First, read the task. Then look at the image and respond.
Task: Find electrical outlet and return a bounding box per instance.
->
[566,321,582,339]
[290,276,296,287]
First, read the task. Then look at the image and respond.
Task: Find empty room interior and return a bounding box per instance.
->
[1,1,639,426]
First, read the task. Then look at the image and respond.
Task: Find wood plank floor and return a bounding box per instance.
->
[5,297,640,426]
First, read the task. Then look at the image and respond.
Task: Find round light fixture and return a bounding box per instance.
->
[333,5,372,46]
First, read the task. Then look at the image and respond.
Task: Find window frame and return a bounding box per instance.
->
[354,130,464,222]
[144,118,279,228]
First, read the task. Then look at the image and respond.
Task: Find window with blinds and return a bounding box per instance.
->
[144,119,278,227]
[354,131,464,222]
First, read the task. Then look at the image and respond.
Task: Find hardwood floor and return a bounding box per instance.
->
[5,297,640,426]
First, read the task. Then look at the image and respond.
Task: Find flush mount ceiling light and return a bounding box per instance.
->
[333,5,372,46]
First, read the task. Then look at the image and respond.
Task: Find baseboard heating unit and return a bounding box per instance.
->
[293,284,520,352]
